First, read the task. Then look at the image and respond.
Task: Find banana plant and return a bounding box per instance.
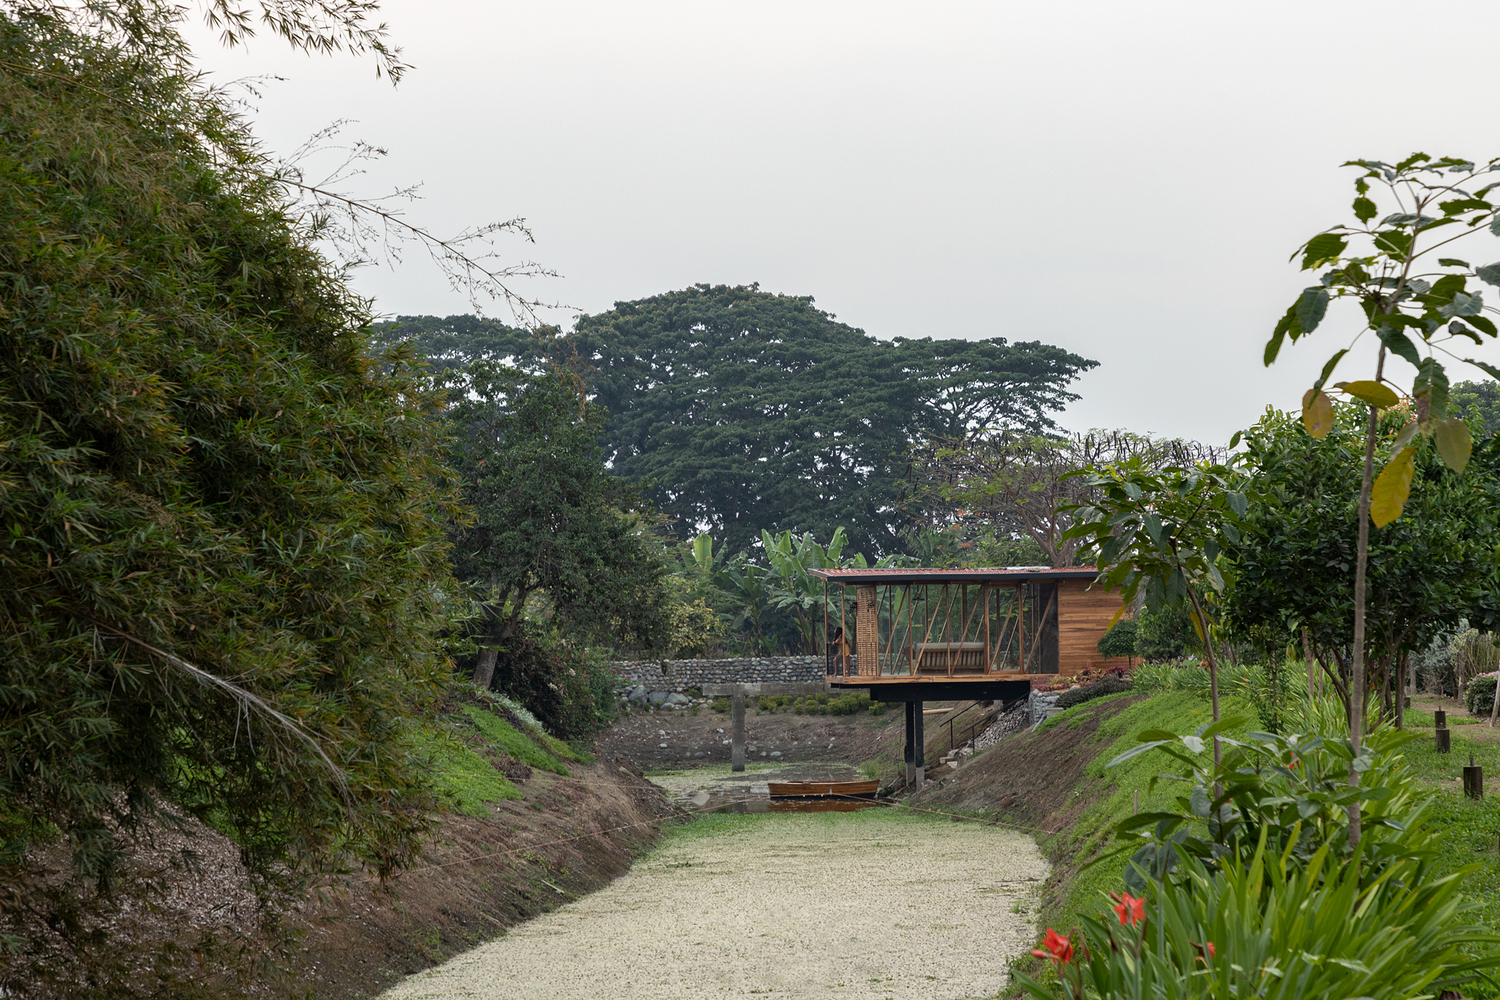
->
[689,533,773,651]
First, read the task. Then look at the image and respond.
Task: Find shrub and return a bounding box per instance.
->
[869,701,887,716]
[1017,837,1500,1000]
[828,692,871,715]
[1106,716,1431,892]
[711,697,731,713]
[1097,619,1139,660]
[1465,673,1499,716]
[1055,676,1132,710]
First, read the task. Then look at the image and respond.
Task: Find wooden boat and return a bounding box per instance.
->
[766,779,879,799]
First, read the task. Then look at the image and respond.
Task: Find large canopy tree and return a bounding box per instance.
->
[379,285,1096,554]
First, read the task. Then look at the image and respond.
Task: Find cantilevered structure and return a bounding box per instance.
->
[811,565,1128,785]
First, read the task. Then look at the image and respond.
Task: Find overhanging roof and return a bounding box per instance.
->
[809,566,1101,585]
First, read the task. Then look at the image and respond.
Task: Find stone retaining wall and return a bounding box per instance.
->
[610,656,825,692]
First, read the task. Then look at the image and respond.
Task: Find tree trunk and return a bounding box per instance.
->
[471,643,500,689]
[1186,587,1222,768]
[1348,348,1386,850]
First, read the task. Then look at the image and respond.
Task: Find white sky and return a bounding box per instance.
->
[184,0,1500,446]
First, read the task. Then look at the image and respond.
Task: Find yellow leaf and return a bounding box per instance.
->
[1301,389,1334,439]
[1334,379,1400,409]
[1370,447,1416,527]
[1435,418,1472,473]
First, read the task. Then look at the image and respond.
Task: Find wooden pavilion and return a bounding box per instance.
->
[811,565,1128,785]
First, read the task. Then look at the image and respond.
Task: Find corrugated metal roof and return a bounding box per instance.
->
[809,566,1101,584]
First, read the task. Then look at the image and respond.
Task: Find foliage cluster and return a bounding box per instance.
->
[1226,403,1500,723]
[1054,677,1133,710]
[378,291,1097,556]
[1021,705,1500,1000]
[0,6,465,918]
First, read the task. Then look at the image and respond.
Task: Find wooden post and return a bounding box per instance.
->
[1464,753,1484,800]
[1436,727,1451,754]
[1436,709,1447,728]
[731,693,746,773]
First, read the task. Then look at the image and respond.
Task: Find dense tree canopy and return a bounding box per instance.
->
[379,285,1096,554]
[0,12,461,982]
[1451,380,1500,437]
[446,364,672,729]
[912,430,1220,566]
[1224,405,1500,718]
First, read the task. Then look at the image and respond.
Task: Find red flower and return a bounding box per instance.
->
[1112,892,1146,927]
[1031,927,1074,964]
[1207,942,1215,958]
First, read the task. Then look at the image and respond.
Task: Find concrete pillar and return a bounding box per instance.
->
[731,692,746,772]
[904,700,916,785]
[914,700,926,787]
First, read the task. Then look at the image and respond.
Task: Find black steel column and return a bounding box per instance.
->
[914,699,926,787]
[904,700,916,785]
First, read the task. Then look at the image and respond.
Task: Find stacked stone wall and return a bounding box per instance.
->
[610,656,824,692]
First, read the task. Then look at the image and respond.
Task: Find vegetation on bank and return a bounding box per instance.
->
[1020,686,1500,999]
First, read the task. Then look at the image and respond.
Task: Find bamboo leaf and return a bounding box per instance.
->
[1334,380,1399,408]
[1301,389,1335,439]
[1370,447,1416,527]
[1436,418,1472,473]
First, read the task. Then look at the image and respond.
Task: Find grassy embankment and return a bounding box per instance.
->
[413,690,595,816]
[1027,687,1500,992]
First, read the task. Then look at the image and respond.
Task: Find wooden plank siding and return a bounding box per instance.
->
[1057,578,1131,676]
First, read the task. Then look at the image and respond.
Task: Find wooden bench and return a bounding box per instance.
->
[912,641,988,675]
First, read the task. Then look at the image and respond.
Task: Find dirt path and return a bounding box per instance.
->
[378,810,1047,1000]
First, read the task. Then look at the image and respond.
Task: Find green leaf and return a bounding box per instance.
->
[1302,232,1347,270]
[1334,380,1399,408]
[1370,447,1416,527]
[1375,325,1423,367]
[1374,229,1413,256]
[1436,418,1473,473]
[1475,263,1500,286]
[1266,307,1295,365]
[1413,357,1449,420]
[1468,315,1498,336]
[1301,389,1334,439]
[1449,321,1483,344]
[1464,357,1500,381]
[1225,491,1248,517]
[1390,419,1420,454]
[1438,257,1471,267]
[1296,287,1329,334]
[1450,290,1484,316]
[1352,196,1377,223]
[1440,197,1492,216]
[1311,349,1348,393]
[1491,211,1500,236]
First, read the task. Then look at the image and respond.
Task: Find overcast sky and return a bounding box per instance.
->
[185,0,1500,445]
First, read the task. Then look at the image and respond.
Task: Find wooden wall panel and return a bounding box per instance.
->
[1056,578,1131,676]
